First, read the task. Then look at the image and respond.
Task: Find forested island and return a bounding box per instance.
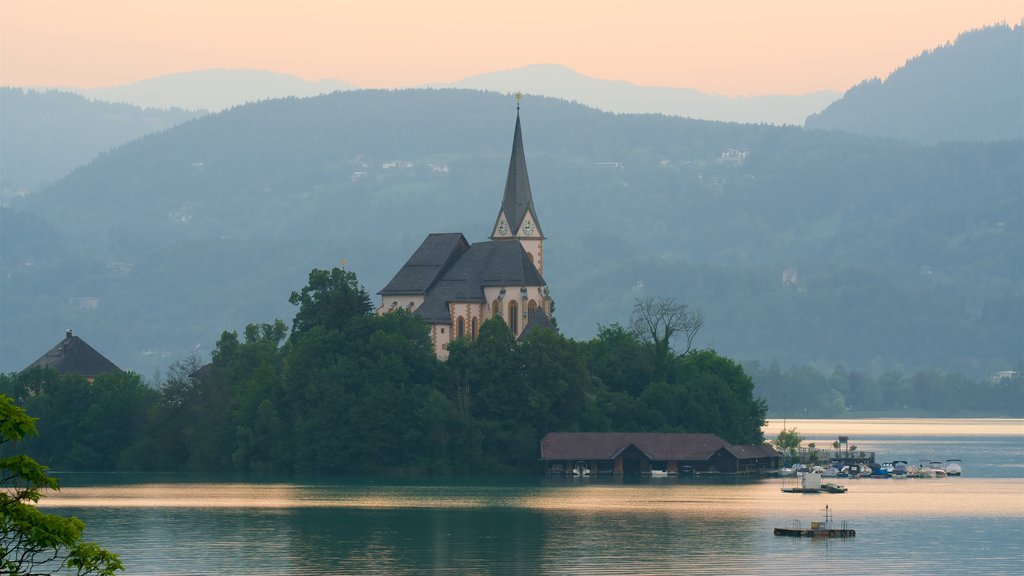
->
[1,267,766,474]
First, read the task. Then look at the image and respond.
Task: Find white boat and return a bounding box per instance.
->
[944,459,963,476]
[649,469,669,477]
[572,464,590,476]
[891,461,909,478]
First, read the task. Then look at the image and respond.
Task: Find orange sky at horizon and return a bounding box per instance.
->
[1,1,1021,96]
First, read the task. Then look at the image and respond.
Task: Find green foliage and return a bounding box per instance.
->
[773,427,803,458]
[0,395,124,575]
[288,268,372,340]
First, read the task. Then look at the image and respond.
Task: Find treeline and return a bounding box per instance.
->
[0,268,766,474]
[749,360,1024,417]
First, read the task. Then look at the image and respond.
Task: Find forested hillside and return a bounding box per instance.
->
[805,22,1023,143]
[0,87,203,201]
[2,89,1021,389]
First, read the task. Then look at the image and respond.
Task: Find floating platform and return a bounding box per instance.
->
[773,527,856,538]
[774,505,855,538]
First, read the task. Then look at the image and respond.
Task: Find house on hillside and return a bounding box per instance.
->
[377,104,554,359]
[22,329,122,381]
[540,432,780,476]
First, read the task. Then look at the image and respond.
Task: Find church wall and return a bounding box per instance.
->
[519,239,543,276]
[431,324,450,361]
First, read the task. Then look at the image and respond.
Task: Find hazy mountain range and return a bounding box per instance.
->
[440,64,839,125]
[51,66,837,124]
[2,89,1019,382]
[2,22,1020,381]
[77,68,356,112]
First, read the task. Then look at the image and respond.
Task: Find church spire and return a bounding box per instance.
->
[491,102,543,241]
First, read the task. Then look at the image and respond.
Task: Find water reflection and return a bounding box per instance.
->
[36,419,1024,575]
[44,477,1024,519]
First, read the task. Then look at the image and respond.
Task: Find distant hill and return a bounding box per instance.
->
[442,64,839,125]
[78,68,355,112]
[0,87,203,202]
[805,22,1024,143]
[2,89,1020,380]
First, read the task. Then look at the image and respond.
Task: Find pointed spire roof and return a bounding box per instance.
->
[492,111,543,239]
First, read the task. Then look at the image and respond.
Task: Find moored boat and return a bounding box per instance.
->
[891,460,909,478]
[944,459,963,476]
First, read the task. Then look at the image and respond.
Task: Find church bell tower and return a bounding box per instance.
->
[490,97,544,275]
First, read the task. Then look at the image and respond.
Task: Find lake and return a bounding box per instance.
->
[42,419,1024,575]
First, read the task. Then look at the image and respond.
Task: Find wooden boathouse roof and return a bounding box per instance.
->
[541,432,745,462]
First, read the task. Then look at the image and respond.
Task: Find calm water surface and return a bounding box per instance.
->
[43,419,1024,575]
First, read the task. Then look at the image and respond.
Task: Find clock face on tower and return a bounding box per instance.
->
[523,220,534,236]
[497,221,509,236]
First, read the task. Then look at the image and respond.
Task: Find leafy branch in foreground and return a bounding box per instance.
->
[1,394,124,575]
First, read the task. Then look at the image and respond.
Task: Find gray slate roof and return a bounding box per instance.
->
[23,330,121,378]
[379,233,470,296]
[414,240,546,324]
[491,113,543,239]
[540,432,779,462]
[518,307,558,341]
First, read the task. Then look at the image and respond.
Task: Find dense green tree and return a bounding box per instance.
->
[0,394,124,575]
[288,268,372,340]
[582,323,654,397]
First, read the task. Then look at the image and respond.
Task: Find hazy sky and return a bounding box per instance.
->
[2,0,1021,95]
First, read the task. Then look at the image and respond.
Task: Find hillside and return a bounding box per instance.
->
[2,89,1021,379]
[0,88,203,202]
[805,22,1024,143]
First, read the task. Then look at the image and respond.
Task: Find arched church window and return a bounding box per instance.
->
[527,252,535,265]
[471,317,478,339]
[528,300,538,314]
[456,317,465,339]
[508,301,519,334]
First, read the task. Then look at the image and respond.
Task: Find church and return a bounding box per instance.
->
[377,107,554,359]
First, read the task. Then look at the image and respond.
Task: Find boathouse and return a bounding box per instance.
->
[540,432,781,475]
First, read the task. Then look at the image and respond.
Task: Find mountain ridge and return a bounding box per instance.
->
[3,89,1019,379]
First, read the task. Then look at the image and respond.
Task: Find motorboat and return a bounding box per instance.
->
[820,482,848,493]
[944,459,963,476]
[891,460,909,478]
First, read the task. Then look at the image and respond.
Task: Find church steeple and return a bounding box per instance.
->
[491,104,543,243]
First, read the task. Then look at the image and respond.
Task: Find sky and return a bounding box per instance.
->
[1,0,1022,96]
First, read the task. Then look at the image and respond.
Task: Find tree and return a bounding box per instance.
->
[773,427,803,461]
[630,296,705,381]
[288,267,372,340]
[0,394,123,575]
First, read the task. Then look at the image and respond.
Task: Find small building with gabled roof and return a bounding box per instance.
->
[22,329,122,381]
[540,432,781,476]
[378,107,554,359]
